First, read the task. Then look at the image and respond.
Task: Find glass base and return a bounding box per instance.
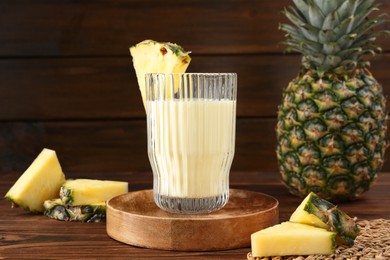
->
[154,192,229,214]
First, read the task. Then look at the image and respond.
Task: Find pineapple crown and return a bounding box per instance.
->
[280,0,389,77]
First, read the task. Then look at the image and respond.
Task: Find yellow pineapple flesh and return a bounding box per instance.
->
[130,39,191,108]
[60,179,128,206]
[4,148,65,212]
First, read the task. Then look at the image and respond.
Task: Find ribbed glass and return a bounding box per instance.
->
[145,73,237,214]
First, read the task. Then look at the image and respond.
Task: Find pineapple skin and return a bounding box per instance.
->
[276,70,387,202]
[290,192,359,246]
[44,198,106,222]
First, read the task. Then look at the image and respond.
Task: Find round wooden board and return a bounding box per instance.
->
[106,189,279,251]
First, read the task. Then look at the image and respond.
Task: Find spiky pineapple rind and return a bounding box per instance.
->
[43,199,106,222]
[59,186,73,205]
[277,69,387,202]
[290,192,359,247]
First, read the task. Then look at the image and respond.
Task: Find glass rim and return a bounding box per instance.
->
[145,72,237,76]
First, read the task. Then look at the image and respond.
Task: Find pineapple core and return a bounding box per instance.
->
[4,148,65,212]
[251,222,335,257]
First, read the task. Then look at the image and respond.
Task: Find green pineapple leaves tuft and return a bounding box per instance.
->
[280,0,389,76]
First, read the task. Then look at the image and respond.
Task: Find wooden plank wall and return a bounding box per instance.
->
[1,0,389,174]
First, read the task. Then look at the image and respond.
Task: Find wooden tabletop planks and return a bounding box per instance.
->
[0,171,389,259]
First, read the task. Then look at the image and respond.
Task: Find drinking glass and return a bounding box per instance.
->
[146,73,237,214]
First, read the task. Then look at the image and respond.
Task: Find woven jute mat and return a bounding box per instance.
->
[247,219,390,260]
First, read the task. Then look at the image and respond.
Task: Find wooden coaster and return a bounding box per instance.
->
[106,189,279,251]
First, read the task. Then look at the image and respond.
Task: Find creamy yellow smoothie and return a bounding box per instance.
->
[147,99,236,198]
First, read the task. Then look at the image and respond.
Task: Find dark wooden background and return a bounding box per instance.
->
[0,0,389,175]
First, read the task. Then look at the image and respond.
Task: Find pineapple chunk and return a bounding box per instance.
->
[290,192,328,229]
[44,198,106,222]
[251,222,336,257]
[290,192,359,246]
[129,39,191,108]
[60,179,128,206]
[4,148,65,212]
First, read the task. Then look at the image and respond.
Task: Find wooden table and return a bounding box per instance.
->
[1,171,389,259]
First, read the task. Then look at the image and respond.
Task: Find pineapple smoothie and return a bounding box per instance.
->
[130,41,237,213]
[147,98,236,199]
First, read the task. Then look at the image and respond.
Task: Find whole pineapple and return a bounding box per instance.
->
[276,0,389,201]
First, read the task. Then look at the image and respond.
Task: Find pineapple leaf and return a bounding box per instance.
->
[318,0,342,16]
[288,5,307,23]
[350,13,389,39]
[292,0,310,20]
[336,33,358,49]
[355,0,377,17]
[284,8,306,29]
[300,22,321,42]
[281,0,389,74]
[323,42,341,55]
[313,0,327,15]
[334,16,355,36]
[340,60,358,70]
[324,55,342,67]
[352,5,381,30]
[307,0,325,28]
[319,30,337,43]
[336,47,363,59]
[281,40,307,54]
[305,41,323,52]
[336,0,357,22]
[280,24,322,52]
[308,54,326,67]
[279,23,299,36]
[322,10,339,30]
[360,43,383,55]
[279,24,306,43]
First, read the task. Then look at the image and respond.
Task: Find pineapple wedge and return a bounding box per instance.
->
[4,148,65,212]
[130,39,191,108]
[290,192,359,246]
[251,222,336,257]
[290,192,329,229]
[60,179,128,206]
[44,198,106,222]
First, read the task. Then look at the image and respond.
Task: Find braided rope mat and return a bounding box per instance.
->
[247,219,390,260]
